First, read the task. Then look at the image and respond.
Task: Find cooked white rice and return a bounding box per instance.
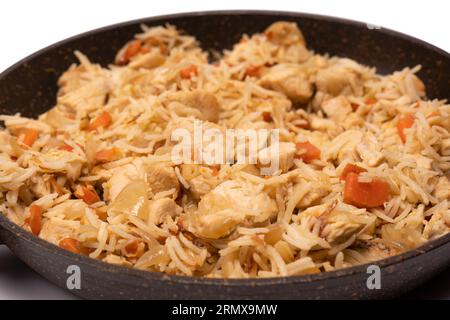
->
[0,21,449,278]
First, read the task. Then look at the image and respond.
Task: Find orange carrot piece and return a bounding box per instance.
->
[58,143,73,152]
[365,97,377,105]
[125,240,140,255]
[29,205,43,235]
[123,40,142,63]
[50,176,63,195]
[397,114,415,144]
[75,185,100,205]
[344,172,390,208]
[88,111,112,131]
[59,238,80,254]
[20,129,38,148]
[295,141,321,163]
[94,148,118,163]
[94,208,108,221]
[245,65,261,78]
[340,164,368,181]
[427,111,440,118]
[180,64,198,79]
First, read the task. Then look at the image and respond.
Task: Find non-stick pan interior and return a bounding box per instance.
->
[0,11,449,119]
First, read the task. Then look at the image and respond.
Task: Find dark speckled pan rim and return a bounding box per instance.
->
[0,10,449,288]
[2,209,450,287]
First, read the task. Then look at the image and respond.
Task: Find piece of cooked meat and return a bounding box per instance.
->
[185,180,275,239]
[434,176,450,201]
[260,65,313,104]
[321,96,352,123]
[148,198,182,225]
[146,164,180,196]
[264,21,306,46]
[315,65,363,96]
[165,90,222,122]
[258,142,296,173]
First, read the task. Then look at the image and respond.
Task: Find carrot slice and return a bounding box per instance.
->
[125,40,142,60]
[210,166,219,177]
[125,240,140,255]
[59,238,80,254]
[94,208,108,221]
[49,176,63,195]
[29,205,43,235]
[116,39,143,65]
[245,65,261,78]
[75,185,100,205]
[20,129,38,148]
[94,148,118,163]
[58,143,73,152]
[295,141,321,163]
[262,111,272,122]
[397,114,415,143]
[88,111,112,131]
[340,164,367,181]
[344,172,390,208]
[365,97,377,105]
[180,64,198,79]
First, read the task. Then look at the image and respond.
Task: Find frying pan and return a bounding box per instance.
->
[0,10,449,300]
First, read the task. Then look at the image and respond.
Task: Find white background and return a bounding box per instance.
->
[0,0,449,299]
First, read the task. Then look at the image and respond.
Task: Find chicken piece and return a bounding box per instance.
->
[280,43,311,64]
[189,176,216,199]
[315,65,363,97]
[356,132,385,167]
[129,51,165,69]
[166,117,226,164]
[434,176,450,201]
[45,200,88,220]
[404,73,425,102]
[416,155,433,169]
[260,65,313,104]
[165,90,222,122]
[441,138,450,156]
[103,162,142,201]
[321,96,352,123]
[148,198,182,225]
[146,164,180,197]
[293,183,329,208]
[258,142,296,173]
[352,239,403,262]
[58,64,86,95]
[57,57,111,115]
[381,223,423,249]
[319,204,373,244]
[179,164,221,199]
[322,130,363,163]
[264,21,306,46]
[309,116,338,133]
[108,179,149,220]
[30,175,52,198]
[39,216,81,245]
[41,106,76,130]
[186,180,275,239]
[264,22,311,63]
[31,150,85,181]
[423,211,450,240]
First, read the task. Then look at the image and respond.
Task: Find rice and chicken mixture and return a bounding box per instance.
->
[1,21,449,278]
